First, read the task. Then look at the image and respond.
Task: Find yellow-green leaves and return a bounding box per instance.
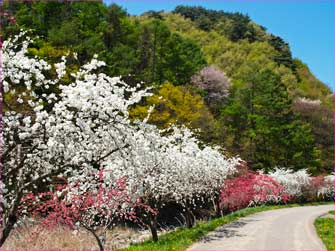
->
[130,82,215,131]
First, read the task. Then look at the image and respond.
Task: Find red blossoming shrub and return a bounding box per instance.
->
[220,171,289,212]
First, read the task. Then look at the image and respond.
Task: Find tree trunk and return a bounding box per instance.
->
[0,191,23,247]
[0,213,16,247]
[149,214,158,242]
[185,202,194,228]
[214,197,222,217]
[85,226,104,251]
[151,24,157,83]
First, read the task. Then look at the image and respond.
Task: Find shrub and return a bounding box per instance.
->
[219,171,288,212]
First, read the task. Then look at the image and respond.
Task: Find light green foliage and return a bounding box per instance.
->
[130,83,217,141]
[294,59,332,105]
[173,5,260,42]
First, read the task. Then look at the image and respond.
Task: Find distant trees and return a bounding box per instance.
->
[136,19,206,84]
[163,11,331,173]
[173,5,258,42]
[293,59,333,103]
[221,69,320,172]
[268,35,295,72]
[103,4,128,49]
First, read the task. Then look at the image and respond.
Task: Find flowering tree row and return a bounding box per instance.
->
[0,32,241,247]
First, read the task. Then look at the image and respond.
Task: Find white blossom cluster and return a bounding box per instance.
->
[268,168,311,197]
[269,168,334,200]
[2,31,63,106]
[1,32,240,239]
[296,97,322,106]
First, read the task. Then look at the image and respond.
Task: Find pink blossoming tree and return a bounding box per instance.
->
[18,170,154,251]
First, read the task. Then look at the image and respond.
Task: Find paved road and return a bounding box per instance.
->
[187,205,333,250]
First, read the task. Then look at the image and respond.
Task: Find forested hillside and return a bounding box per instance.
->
[2,2,333,174]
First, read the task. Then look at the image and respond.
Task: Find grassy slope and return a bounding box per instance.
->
[125,202,332,251]
[314,210,334,251]
[294,59,332,106]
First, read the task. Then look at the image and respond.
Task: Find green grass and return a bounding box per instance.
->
[125,202,332,250]
[314,212,334,251]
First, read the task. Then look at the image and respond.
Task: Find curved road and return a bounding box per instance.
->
[187,205,333,250]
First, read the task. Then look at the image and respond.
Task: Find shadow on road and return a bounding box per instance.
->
[200,219,258,243]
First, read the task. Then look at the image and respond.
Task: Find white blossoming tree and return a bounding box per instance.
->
[1,32,151,245]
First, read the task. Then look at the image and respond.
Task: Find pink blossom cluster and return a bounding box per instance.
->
[19,178,135,230]
[220,171,289,212]
[1,11,16,25]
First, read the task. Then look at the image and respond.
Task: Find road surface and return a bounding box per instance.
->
[187,205,333,250]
